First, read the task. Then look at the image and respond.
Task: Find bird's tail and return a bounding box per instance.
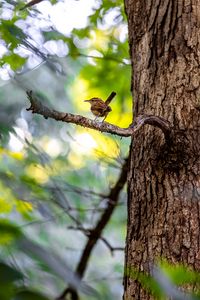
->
[105,91,116,105]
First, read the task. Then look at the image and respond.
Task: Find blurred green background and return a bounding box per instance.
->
[0,1,131,299]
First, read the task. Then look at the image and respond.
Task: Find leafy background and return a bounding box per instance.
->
[0,1,131,299]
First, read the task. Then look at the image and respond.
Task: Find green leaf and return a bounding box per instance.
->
[1,53,26,71]
[0,20,25,50]
[50,0,57,4]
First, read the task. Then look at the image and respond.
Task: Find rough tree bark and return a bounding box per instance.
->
[124,0,200,299]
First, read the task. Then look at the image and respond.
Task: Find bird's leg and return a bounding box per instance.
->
[102,111,109,122]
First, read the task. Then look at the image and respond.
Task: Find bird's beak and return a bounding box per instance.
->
[84,100,90,102]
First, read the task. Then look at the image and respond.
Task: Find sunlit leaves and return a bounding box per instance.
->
[0,19,25,50]
[0,18,29,72]
[69,6,131,125]
[89,0,125,26]
[1,53,27,71]
[25,163,49,184]
[0,182,16,214]
[0,147,24,160]
[0,197,12,214]
[20,174,50,200]
[16,199,33,217]
[69,129,121,161]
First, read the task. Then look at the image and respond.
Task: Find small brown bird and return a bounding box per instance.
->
[84,91,116,121]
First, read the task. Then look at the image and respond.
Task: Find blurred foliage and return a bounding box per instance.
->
[0,0,130,299]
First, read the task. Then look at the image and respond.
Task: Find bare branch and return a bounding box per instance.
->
[56,158,129,300]
[26,91,133,137]
[26,91,172,139]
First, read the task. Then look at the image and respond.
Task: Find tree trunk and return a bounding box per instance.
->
[124,1,200,299]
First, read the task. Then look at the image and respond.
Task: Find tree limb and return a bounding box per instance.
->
[26,91,172,139]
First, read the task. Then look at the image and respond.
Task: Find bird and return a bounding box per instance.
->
[84,91,116,121]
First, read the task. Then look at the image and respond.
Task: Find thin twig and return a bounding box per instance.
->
[78,53,130,66]
[100,237,124,256]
